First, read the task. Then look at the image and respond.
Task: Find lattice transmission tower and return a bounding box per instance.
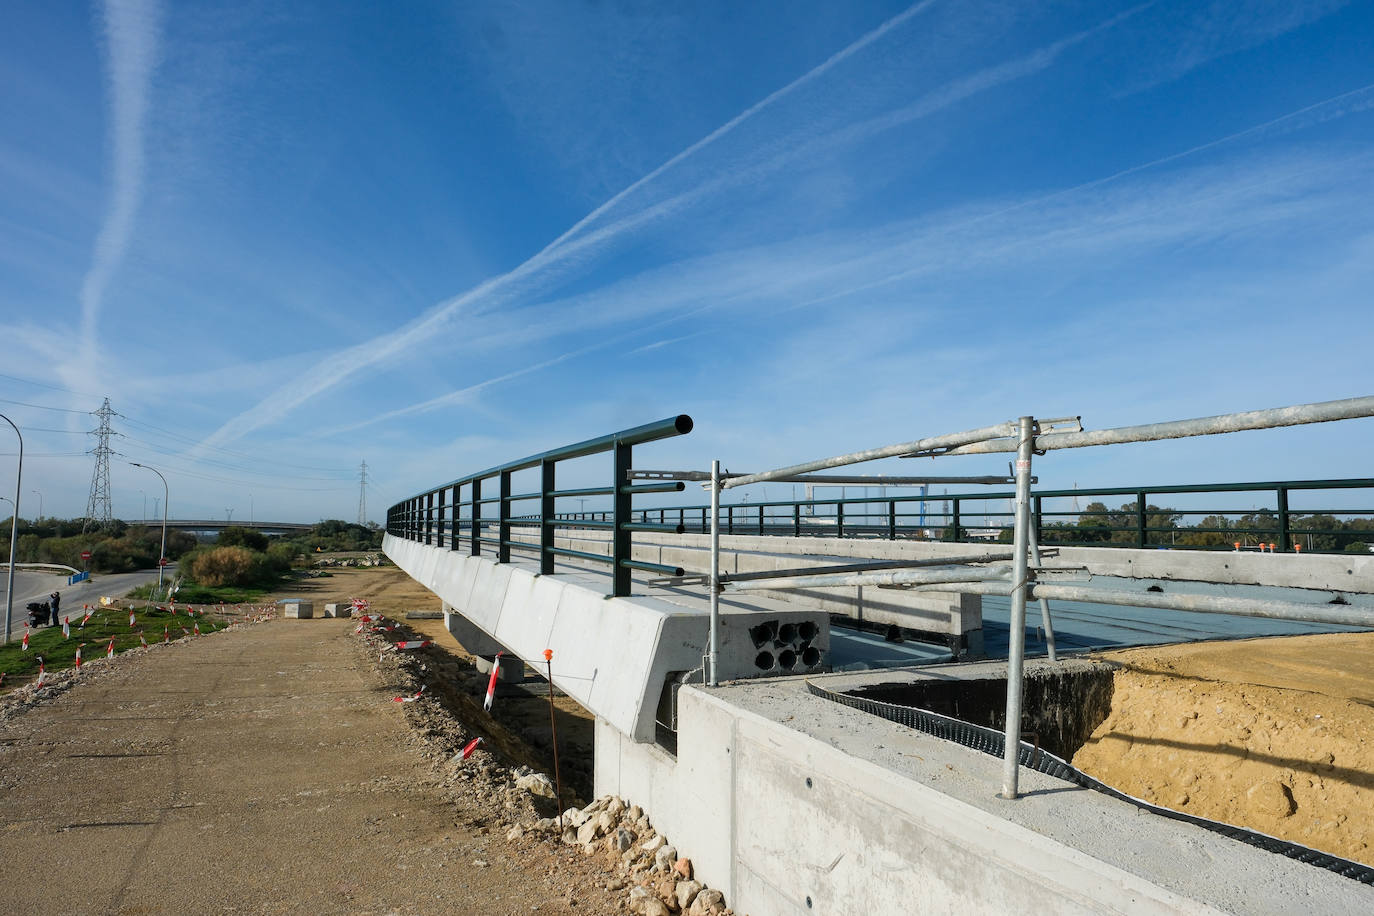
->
[357,460,368,525]
[84,397,116,532]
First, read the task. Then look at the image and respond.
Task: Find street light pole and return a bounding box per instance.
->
[1,413,22,645]
[130,462,168,592]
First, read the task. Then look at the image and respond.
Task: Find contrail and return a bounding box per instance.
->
[80,0,161,351]
[197,1,944,448]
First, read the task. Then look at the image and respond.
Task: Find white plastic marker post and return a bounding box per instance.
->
[459,737,482,760]
[163,626,169,644]
[139,631,147,648]
[129,610,136,627]
[62,617,70,639]
[483,651,503,713]
[22,625,29,651]
[35,656,45,687]
[80,610,92,628]
[75,644,84,672]
[106,638,114,660]
[193,622,201,636]
[393,686,427,703]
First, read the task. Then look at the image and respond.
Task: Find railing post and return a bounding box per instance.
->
[613,442,632,597]
[1278,486,1290,552]
[450,486,461,552]
[951,499,961,541]
[758,504,765,535]
[836,502,844,538]
[425,492,434,545]
[727,506,733,535]
[1137,490,1147,548]
[888,500,896,539]
[701,507,707,533]
[540,460,555,575]
[499,471,511,563]
[794,503,801,537]
[471,478,482,557]
[1034,495,1043,545]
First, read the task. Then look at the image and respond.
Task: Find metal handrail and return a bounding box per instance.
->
[624,477,1374,554]
[385,415,692,596]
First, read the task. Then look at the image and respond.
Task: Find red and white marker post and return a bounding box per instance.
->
[62,617,70,639]
[459,737,483,759]
[483,651,503,713]
[106,638,115,659]
[22,625,29,651]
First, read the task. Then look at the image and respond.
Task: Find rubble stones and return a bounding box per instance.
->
[687,888,725,915]
[654,844,678,873]
[675,880,702,910]
[515,771,556,798]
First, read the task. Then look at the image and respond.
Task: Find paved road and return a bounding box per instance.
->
[1,567,171,640]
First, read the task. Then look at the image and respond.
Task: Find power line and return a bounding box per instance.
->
[0,396,91,414]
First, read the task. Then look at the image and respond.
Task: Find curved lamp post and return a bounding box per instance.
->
[129,462,168,592]
[1,413,21,645]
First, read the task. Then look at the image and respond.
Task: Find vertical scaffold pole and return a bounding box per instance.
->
[708,459,721,687]
[1027,526,1057,662]
[1001,416,1035,800]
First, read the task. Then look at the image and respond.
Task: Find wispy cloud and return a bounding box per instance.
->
[1121,0,1351,92]
[200,2,1139,449]
[78,0,161,351]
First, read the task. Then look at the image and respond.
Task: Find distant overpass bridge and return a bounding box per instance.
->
[118,519,314,535]
[383,400,1374,913]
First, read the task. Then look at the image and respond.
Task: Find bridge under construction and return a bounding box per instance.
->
[384,396,1374,914]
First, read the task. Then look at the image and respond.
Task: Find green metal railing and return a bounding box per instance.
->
[385,416,693,596]
[614,478,1374,554]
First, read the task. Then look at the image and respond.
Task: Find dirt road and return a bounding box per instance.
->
[0,612,628,915]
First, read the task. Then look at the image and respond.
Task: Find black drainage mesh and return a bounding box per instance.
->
[805,680,1374,886]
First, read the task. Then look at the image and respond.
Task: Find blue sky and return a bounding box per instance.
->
[2,0,1373,524]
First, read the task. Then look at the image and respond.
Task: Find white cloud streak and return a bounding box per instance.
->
[200,0,1134,449]
[79,0,161,351]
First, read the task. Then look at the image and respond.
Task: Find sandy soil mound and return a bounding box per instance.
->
[1073,632,1374,867]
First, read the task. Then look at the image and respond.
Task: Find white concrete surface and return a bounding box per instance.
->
[383,535,828,742]
[281,601,313,619]
[596,677,1373,915]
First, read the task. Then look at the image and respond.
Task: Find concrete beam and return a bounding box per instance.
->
[384,535,828,742]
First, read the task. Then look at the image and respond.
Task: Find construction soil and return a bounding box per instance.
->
[1073,632,1374,868]
[0,566,631,915]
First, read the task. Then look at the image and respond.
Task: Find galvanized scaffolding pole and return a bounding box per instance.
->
[939,396,1374,456]
[1001,417,1035,800]
[708,459,721,687]
[718,421,1019,490]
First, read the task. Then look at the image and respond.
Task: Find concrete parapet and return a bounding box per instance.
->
[383,535,829,742]
[596,676,1372,915]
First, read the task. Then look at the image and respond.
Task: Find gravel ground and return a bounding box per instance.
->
[0,611,633,915]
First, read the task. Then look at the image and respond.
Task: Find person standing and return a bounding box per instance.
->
[49,591,60,628]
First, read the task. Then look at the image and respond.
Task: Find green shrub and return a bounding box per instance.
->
[189,546,258,587]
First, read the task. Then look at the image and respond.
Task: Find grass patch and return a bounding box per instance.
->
[0,603,230,685]
[125,583,269,605]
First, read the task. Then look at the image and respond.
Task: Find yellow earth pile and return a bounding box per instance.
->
[1073,632,1374,867]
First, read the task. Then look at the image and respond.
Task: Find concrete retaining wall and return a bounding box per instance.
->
[595,681,1372,915]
